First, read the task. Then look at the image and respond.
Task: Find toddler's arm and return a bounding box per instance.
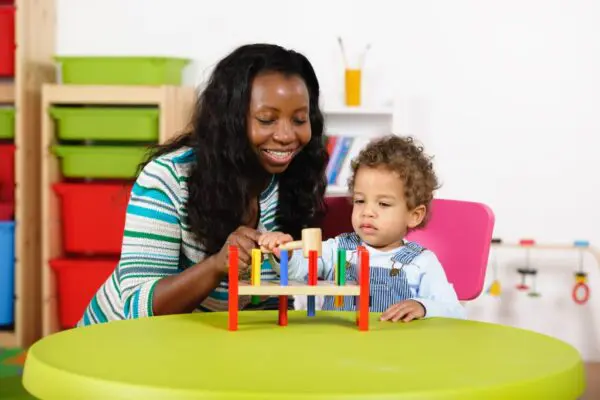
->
[411,251,466,319]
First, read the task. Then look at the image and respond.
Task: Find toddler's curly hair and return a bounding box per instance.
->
[348,135,440,228]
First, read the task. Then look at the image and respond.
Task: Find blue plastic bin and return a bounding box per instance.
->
[0,221,15,325]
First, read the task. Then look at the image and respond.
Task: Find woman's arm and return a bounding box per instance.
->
[152,255,225,315]
[153,226,259,315]
[116,157,238,318]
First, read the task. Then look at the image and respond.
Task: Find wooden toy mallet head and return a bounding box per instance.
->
[278,228,322,257]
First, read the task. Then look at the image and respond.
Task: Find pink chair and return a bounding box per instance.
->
[320,196,495,301]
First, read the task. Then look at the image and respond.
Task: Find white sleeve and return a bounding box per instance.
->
[410,251,466,319]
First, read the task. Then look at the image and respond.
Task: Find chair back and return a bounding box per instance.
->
[321,196,495,300]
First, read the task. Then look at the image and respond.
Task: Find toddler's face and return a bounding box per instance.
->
[351,166,425,251]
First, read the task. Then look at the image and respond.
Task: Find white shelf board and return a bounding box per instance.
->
[326,185,349,195]
[323,106,393,116]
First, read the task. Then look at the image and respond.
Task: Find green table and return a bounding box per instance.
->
[22,311,585,399]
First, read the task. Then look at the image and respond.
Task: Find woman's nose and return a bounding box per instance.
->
[273,121,294,143]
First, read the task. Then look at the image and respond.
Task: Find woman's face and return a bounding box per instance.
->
[247,72,312,174]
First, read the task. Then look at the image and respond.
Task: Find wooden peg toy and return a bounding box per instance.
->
[277,228,322,318]
[334,248,346,307]
[228,246,239,331]
[226,227,372,331]
[250,248,261,305]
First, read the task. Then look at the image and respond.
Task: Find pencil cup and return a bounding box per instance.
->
[345,68,362,107]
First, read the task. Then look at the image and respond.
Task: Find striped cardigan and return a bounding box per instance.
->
[78,147,281,327]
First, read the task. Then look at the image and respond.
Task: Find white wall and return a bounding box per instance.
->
[55,0,600,358]
[56,0,600,245]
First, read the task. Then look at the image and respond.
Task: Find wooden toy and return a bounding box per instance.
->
[572,240,590,305]
[278,228,322,317]
[228,228,371,331]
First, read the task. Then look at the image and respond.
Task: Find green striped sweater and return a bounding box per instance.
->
[78,147,281,327]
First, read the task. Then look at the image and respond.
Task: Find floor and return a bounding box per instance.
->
[0,347,30,399]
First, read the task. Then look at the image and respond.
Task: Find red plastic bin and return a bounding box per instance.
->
[53,182,132,255]
[0,201,13,220]
[0,144,15,203]
[49,257,117,329]
[0,6,15,77]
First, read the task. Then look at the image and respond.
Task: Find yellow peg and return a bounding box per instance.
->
[251,249,261,286]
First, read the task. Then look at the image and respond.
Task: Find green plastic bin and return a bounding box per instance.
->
[49,107,159,142]
[0,107,15,139]
[55,56,191,85]
[52,145,149,179]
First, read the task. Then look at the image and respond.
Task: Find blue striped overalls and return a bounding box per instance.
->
[321,232,426,312]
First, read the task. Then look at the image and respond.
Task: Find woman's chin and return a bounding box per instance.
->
[259,154,295,174]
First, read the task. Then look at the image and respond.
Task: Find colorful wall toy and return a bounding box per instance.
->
[516,239,540,297]
[227,228,371,331]
[487,238,502,296]
[572,240,590,305]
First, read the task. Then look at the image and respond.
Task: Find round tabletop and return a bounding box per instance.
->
[23,311,584,399]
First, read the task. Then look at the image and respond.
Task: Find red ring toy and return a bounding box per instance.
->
[572,282,590,305]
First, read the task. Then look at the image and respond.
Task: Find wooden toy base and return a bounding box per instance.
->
[228,243,370,332]
[238,280,361,296]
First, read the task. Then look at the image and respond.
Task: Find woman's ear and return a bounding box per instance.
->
[407,205,426,229]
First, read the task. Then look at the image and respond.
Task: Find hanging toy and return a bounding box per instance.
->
[527,269,541,297]
[516,239,538,293]
[487,238,502,296]
[572,240,590,305]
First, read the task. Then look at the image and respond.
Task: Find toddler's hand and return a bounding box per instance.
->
[380,300,425,322]
[258,232,293,256]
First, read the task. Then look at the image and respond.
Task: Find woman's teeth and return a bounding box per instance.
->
[264,150,293,159]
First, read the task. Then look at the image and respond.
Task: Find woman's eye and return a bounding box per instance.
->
[293,118,307,125]
[257,118,275,125]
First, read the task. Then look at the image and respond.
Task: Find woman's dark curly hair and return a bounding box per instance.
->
[141,43,329,255]
[348,135,440,229]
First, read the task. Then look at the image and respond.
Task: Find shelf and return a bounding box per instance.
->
[326,185,349,196]
[0,81,15,103]
[42,84,195,106]
[323,106,393,116]
[40,83,195,337]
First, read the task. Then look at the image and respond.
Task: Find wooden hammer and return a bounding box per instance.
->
[278,228,322,257]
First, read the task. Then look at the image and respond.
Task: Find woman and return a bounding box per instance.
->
[78,43,329,326]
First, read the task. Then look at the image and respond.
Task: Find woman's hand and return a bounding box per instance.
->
[258,231,294,256]
[214,226,261,276]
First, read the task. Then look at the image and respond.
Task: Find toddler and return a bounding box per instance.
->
[260,135,465,322]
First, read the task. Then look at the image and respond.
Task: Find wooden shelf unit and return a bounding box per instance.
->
[41,84,195,337]
[0,81,15,103]
[0,0,56,348]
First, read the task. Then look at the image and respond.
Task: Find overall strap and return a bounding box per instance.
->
[391,241,426,265]
[336,232,362,250]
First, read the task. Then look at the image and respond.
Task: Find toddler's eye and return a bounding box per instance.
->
[379,202,390,207]
[353,199,364,204]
